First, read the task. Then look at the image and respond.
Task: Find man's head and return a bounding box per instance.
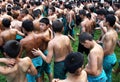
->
[96,9,107,20]
[3,40,21,58]
[39,18,50,32]
[2,18,11,28]
[64,52,84,73]
[79,9,86,19]
[105,14,116,27]
[79,32,93,48]
[48,6,55,15]
[33,9,41,18]
[52,20,63,33]
[22,19,34,33]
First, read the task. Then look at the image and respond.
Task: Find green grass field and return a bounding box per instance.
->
[0,27,120,82]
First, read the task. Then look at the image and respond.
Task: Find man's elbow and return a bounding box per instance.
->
[32,69,37,75]
[46,59,51,64]
[90,70,98,76]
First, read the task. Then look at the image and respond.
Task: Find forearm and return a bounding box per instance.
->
[39,52,51,63]
[0,66,6,75]
[115,22,120,29]
[85,68,97,76]
[0,58,7,64]
[101,27,107,34]
[85,65,97,76]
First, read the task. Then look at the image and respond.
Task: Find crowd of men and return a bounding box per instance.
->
[0,0,120,82]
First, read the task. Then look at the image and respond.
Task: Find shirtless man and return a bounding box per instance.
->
[0,40,37,82]
[20,19,52,82]
[48,6,57,24]
[102,14,118,82]
[52,52,87,82]
[65,4,76,37]
[32,20,72,79]
[17,9,33,21]
[96,9,107,42]
[34,18,53,82]
[33,9,43,33]
[10,10,23,41]
[78,9,96,55]
[79,32,107,82]
[0,18,24,53]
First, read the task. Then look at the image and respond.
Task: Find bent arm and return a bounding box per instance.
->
[85,52,98,76]
[16,29,25,36]
[0,65,17,75]
[32,42,53,63]
[0,36,4,46]
[103,35,113,55]
[27,57,37,75]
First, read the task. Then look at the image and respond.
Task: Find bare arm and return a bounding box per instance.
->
[0,36,4,46]
[32,41,54,63]
[0,64,17,75]
[15,29,25,36]
[27,57,37,75]
[0,58,16,66]
[103,34,113,55]
[99,21,107,34]
[85,51,98,76]
[115,22,120,31]
[81,22,86,33]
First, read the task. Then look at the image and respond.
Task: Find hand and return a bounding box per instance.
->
[32,48,42,56]
[69,24,72,30]
[52,78,60,82]
[5,58,16,66]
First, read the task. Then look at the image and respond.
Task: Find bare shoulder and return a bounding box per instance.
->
[52,79,64,82]
[81,21,86,26]
[48,38,55,46]
[20,39,25,45]
[63,35,69,38]
[81,70,88,82]
[10,29,18,33]
[22,57,31,61]
[81,70,87,76]
[19,57,31,65]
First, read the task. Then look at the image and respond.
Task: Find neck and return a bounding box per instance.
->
[107,26,114,30]
[82,16,87,21]
[67,72,81,79]
[55,32,62,35]
[28,31,34,34]
[90,40,95,49]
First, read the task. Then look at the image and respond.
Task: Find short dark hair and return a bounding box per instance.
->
[79,9,86,16]
[64,52,84,73]
[49,6,55,13]
[114,3,120,9]
[39,18,50,25]
[79,32,93,43]
[33,9,41,18]
[2,18,11,28]
[22,19,34,32]
[89,6,95,12]
[105,14,116,27]
[20,9,29,14]
[96,9,107,16]
[52,20,63,33]
[3,40,21,58]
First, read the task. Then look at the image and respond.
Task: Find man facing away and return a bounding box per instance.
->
[0,40,37,82]
[32,20,72,79]
[52,52,88,82]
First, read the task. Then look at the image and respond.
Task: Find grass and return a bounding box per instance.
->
[0,27,120,82]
